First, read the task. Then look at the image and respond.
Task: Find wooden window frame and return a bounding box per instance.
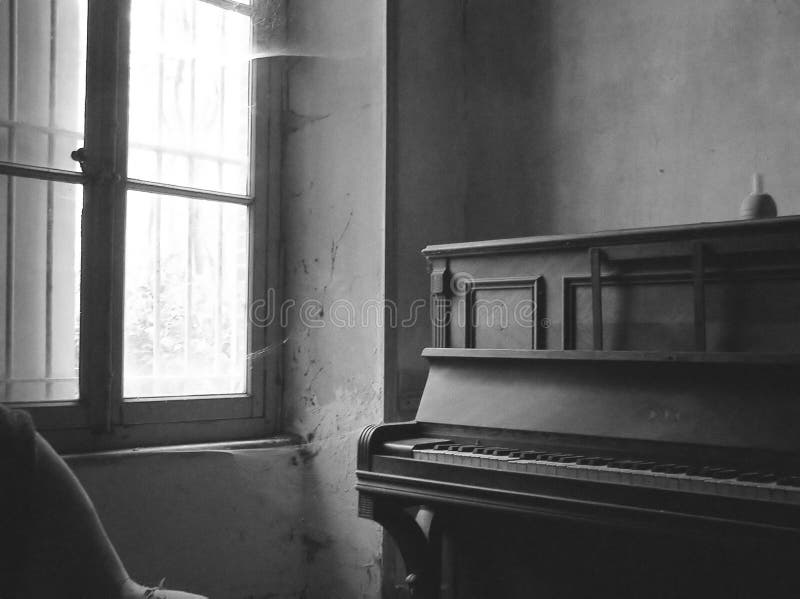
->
[0,0,283,452]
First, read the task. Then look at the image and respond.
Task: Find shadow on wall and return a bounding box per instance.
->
[462,0,555,241]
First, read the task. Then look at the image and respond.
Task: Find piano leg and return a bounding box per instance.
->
[438,530,455,599]
[358,494,438,598]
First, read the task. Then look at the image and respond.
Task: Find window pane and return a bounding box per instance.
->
[0,0,87,171]
[0,176,81,403]
[128,0,252,195]
[124,191,248,398]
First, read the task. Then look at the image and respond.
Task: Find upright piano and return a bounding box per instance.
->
[357,217,800,598]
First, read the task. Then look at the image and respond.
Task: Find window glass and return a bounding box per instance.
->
[0,0,87,171]
[127,0,252,195]
[124,191,248,398]
[0,176,81,402]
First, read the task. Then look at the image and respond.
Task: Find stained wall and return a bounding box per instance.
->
[279,0,387,597]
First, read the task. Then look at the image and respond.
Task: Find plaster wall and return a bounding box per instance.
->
[461,0,800,237]
[70,447,307,599]
[278,0,387,598]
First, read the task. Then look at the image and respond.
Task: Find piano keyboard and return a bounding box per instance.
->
[411,444,800,505]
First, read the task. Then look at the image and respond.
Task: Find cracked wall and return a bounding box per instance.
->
[280,0,386,598]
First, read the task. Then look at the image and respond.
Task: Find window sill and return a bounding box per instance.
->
[63,434,303,463]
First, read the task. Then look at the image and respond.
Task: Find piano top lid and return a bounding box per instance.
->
[422,215,800,258]
[421,347,800,365]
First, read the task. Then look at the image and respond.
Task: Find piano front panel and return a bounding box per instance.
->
[415,355,800,456]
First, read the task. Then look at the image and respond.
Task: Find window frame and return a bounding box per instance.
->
[0,0,282,452]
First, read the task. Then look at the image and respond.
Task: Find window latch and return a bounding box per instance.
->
[70,147,120,183]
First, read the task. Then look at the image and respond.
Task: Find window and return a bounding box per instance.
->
[0,0,279,450]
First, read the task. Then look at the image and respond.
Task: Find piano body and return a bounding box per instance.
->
[357,216,800,598]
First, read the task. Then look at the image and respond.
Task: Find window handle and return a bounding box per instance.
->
[70,147,119,183]
[70,146,90,176]
[70,146,88,164]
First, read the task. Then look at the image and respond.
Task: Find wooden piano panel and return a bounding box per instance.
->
[567,279,695,351]
[465,276,543,350]
[430,217,800,354]
[415,351,800,456]
[566,271,800,352]
[706,276,800,352]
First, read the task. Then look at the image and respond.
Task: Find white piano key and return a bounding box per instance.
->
[493,456,516,470]
[731,480,761,501]
[506,459,525,473]
[648,472,669,490]
[412,449,433,461]
[454,453,477,468]
[660,472,681,491]
[525,460,549,476]
[785,488,800,505]
[451,451,471,467]
[433,450,451,464]
[601,467,626,485]
[567,463,589,481]
[583,465,605,483]
[630,469,655,488]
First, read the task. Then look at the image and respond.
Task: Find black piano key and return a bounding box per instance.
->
[433,444,459,451]
[651,463,679,473]
[665,465,701,476]
[473,446,505,455]
[531,453,556,460]
[520,451,549,460]
[490,448,516,456]
[699,467,729,478]
[652,464,699,476]
[554,455,582,463]
[544,453,573,462]
[455,445,481,452]
[737,472,777,483]
[608,460,634,469]
[710,469,739,480]
[777,475,800,488]
[628,461,657,470]
[577,457,614,466]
